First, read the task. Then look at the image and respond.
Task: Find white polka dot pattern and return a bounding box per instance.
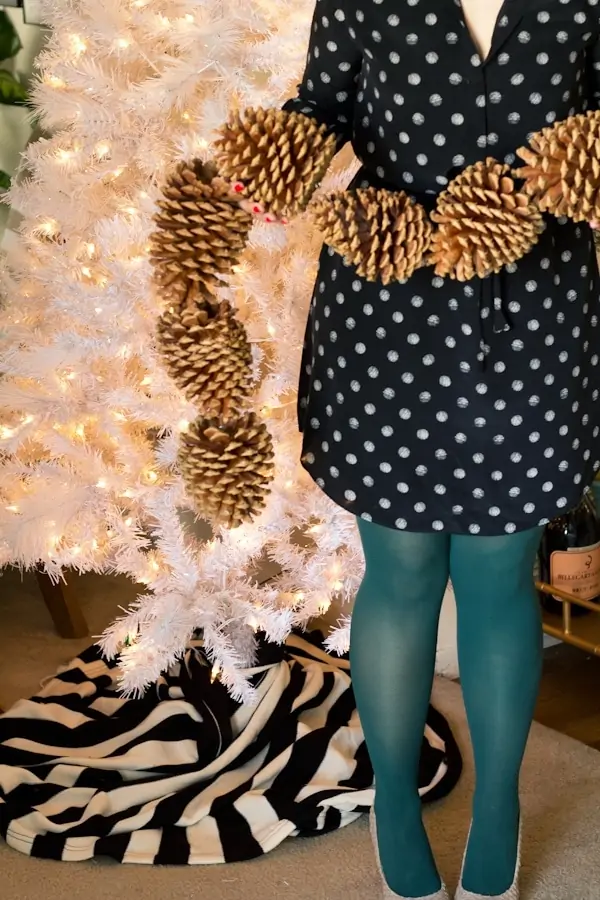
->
[284,0,600,535]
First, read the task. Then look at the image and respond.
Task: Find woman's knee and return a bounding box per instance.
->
[449,530,542,600]
[358,521,450,602]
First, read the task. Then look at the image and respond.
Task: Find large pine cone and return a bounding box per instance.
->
[514,110,600,222]
[311,188,432,284]
[178,414,275,529]
[150,159,252,304]
[430,158,545,281]
[214,107,337,218]
[156,292,253,417]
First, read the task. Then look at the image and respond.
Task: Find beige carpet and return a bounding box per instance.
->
[1,571,600,899]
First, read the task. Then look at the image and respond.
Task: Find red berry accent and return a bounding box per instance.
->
[253,205,262,214]
[233,182,245,193]
[265,216,274,223]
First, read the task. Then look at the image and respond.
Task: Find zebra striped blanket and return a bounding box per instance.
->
[0,632,461,865]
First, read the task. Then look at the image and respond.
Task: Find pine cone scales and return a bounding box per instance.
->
[150,159,252,302]
[178,414,275,528]
[214,108,337,217]
[157,296,253,416]
[312,188,432,284]
[430,158,545,281]
[514,110,600,222]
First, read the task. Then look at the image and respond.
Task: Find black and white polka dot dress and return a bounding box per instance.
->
[284,0,600,536]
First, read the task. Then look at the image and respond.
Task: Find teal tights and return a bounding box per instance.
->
[350,521,543,897]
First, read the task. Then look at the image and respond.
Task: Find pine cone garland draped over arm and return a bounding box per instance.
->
[214,0,363,217]
[214,108,337,219]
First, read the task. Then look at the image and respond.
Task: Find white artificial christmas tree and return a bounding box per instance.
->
[0,0,364,700]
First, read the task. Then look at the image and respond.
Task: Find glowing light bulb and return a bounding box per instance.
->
[40,220,57,236]
[332,580,343,591]
[75,424,85,437]
[210,665,220,683]
[47,75,65,89]
[178,419,190,432]
[95,141,111,158]
[295,591,305,602]
[81,266,92,278]
[140,376,152,386]
[86,242,96,256]
[146,470,158,483]
[96,478,108,489]
[21,415,35,425]
[94,307,102,314]
[285,480,294,489]
[267,323,277,337]
[0,426,15,439]
[182,111,191,121]
[71,545,82,556]
[113,167,125,178]
[116,37,131,49]
[56,148,74,162]
[6,505,19,513]
[71,35,87,55]
[125,517,133,527]
[185,13,194,21]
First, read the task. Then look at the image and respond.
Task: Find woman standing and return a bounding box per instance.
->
[245,1,600,897]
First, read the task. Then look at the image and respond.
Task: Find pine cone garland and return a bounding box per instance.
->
[156,293,253,416]
[150,159,252,303]
[430,158,545,281]
[311,188,432,284]
[178,414,275,528]
[514,110,600,222]
[214,107,337,218]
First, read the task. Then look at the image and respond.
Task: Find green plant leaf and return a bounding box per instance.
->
[0,69,28,105]
[0,11,22,62]
[0,170,11,193]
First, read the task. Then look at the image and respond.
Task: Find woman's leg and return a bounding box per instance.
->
[351,520,451,897]
[450,528,543,894]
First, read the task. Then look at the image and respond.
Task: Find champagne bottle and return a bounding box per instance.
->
[538,488,600,617]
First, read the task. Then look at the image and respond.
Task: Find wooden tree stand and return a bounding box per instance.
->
[35,568,89,639]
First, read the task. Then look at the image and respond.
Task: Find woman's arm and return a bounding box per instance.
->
[282,0,363,150]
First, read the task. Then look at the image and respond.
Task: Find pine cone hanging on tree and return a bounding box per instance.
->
[514,110,600,222]
[214,107,337,218]
[178,413,275,529]
[156,291,253,417]
[311,188,432,284]
[429,158,545,281]
[150,159,252,304]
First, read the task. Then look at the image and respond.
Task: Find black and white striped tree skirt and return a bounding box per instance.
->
[0,631,461,865]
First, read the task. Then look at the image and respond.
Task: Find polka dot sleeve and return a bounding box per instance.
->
[282,0,362,149]
[590,34,600,103]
